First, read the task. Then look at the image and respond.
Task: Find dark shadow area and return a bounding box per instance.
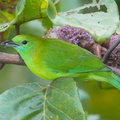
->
[81,0,93,4]
[81,5,107,14]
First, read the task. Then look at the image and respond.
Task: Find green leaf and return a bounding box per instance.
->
[0,0,16,22]
[39,18,53,32]
[51,0,60,4]
[47,0,57,19]
[0,12,10,41]
[49,0,119,43]
[116,23,120,34]
[0,12,9,24]
[0,0,57,32]
[0,78,86,120]
[56,0,83,12]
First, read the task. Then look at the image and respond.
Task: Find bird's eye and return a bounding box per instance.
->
[22,40,28,45]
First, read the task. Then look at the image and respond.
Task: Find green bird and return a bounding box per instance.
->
[1,34,120,89]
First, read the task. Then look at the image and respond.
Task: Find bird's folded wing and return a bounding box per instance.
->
[45,50,110,73]
[43,38,110,73]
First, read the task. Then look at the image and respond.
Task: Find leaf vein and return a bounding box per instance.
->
[11,97,44,119]
[0,87,47,105]
[50,85,78,102]
[47,100,73,120]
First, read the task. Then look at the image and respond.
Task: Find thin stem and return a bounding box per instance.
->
[15,24,20,35]
[0,52,25,65]
[102,38,120,63]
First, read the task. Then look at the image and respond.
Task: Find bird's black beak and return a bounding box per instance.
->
[1,40,19,47]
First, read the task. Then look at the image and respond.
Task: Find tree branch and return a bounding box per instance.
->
[0,52,25,65]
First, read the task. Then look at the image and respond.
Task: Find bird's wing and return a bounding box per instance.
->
[42,38,109,73]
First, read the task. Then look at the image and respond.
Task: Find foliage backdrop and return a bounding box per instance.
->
[0,0,120,120]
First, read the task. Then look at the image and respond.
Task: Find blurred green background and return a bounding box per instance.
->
[0,0,120,120]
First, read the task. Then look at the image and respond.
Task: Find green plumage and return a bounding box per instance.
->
[2,34,120,90]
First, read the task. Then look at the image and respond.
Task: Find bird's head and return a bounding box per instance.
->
[1,34,44,62]
[1,34,43,54]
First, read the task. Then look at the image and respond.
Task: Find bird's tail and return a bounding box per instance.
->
[107,72,120,90]
[89,71,120,90]
[75,71,120,90]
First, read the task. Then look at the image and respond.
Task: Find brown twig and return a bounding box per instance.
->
[0,52,25,65]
